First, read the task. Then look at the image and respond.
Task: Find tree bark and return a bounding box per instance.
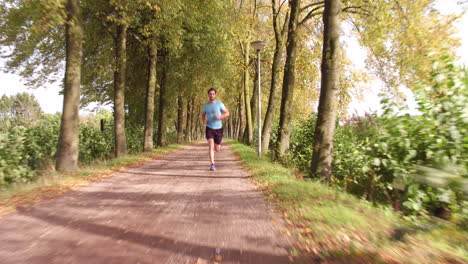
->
[250,67,258,130]
[177,96,184,143]
[196,109,202,139]
[237,92,244,140]
[113,22,128,157]
[262,0,288,154]
[185,98,192,142]
[157,46,169,147]
[276,0,301,158]
[143,38,157,152]
[243,45,253,145]
[311,0,341,181]
[56,0,83,171]
[189,97,196,141]
[232,100,239,138]
[229,113,234,138]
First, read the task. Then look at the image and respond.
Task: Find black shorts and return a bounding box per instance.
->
[206,127,223,145]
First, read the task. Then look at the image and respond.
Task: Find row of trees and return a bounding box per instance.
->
[1,0,234,171]
[0,93,42,131]
[0,0,461,179]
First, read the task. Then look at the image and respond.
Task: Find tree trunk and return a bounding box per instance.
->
[262,1,288,154]
[185,98,192,142]
[143,38,157,152]
[232,100,239,138]
[195,104,201,140]
[276,0,301,158]
[237,92,244,140]
[177,96,184,143]
[157,46,169,147]
[250,68,258,131]
[196,111,202,140]
[229,113,234,138]
[190,97,196,141]
[113,22,128,157]
[243,45,253,145]
[56,0,83,171]
[310,0,342,181]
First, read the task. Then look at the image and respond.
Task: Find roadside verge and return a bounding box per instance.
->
[0,143,187,217]
[228,140,467,264]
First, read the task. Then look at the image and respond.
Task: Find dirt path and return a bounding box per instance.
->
[0,142,291,264]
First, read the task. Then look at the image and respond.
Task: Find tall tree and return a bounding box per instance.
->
[249,63,258,136]
[157,41,169,147]
[56,0,84,171]
[276,0,301,157]
[310,0,341,181]
[176,95,184,143]
[233,0,258,145]
[143,37,157,151]
[262,0,289,154]
[113,17,128,157]
[242,42,254,145]
[185,97,192,141]
[276,0,324,158]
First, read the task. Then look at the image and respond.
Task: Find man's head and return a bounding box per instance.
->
[207,88,216,102]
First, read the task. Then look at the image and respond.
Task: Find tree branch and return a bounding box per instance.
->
[298,5,324,26]
[272,0,289,38]
[342,6,370,16]
[281,11,290,38]
[300,1,325,13]
[343,9,370,17]
[279,0,288,13]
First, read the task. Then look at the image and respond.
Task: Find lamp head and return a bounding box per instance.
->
[251,40,266,51]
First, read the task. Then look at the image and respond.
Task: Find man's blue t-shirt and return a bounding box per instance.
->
[203,100,226,129]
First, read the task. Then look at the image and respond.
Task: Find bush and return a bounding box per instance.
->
[79,124,113,163]
[126,125,144,154]
[288,56,467,218]
[0,127,35,185]
[0,110,153,187]
[370,57,467,216]
[23,113,61,169]
[289,116,316,172]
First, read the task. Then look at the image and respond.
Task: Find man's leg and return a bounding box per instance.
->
[214,129,223,152]
[208,138,215,165]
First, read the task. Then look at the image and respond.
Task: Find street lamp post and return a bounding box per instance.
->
[250,40,266,157]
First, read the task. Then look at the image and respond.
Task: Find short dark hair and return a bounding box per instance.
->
[207,88,217,94]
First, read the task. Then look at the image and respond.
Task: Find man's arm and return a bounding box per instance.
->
[216,108,230,120]
[202,112,207,125]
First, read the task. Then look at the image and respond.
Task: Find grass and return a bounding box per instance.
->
[228,140,467,264]
[0,143,186,216]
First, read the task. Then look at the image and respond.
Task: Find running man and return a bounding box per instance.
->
[202,88,229,171]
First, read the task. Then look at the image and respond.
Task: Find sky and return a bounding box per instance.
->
[0,0,467,116]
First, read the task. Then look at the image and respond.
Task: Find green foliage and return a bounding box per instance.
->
[79,124,113,163]
[289,116,316,171]
[353,0,461,89]
[0,110,151,187]
[0,127,35,185]
[126,125,144,153]
[288,57,467,218]
[370,57,467,215]
[0,93,43,132]
[230,139,468,263]
[0,0,66,87]
[23,113,61,169]
[332,115,376,191]
[0,114,61,186]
